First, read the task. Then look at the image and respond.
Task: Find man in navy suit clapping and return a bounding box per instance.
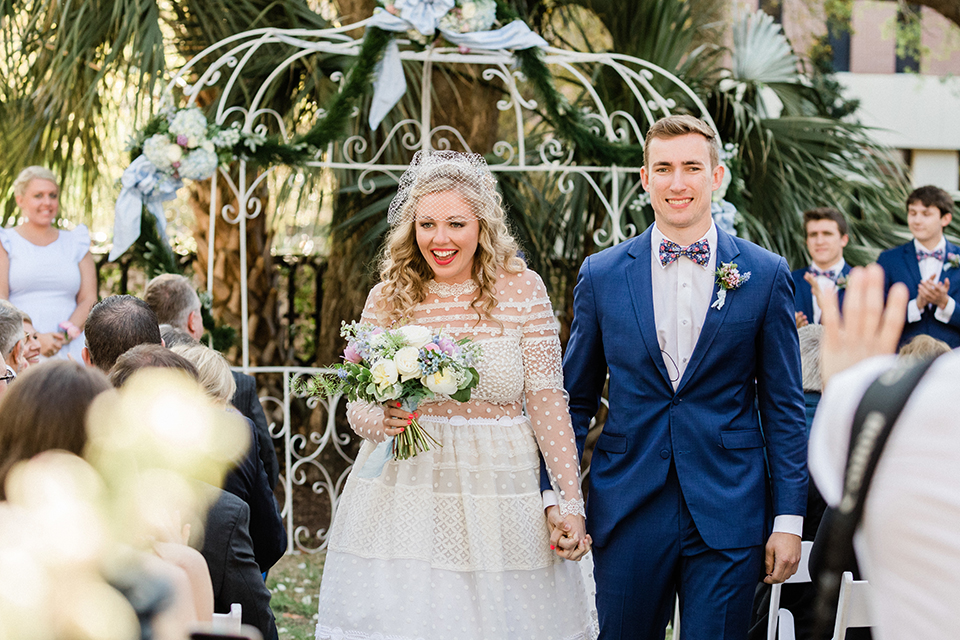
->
[877,186,960,348]
[792,208,852,328]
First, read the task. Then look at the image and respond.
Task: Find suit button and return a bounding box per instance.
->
[660,449,670,459]
[672,397,681,406]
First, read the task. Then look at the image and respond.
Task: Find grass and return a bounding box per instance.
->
[268,551,326,640]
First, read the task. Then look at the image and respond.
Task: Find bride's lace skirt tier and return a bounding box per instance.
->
[315,414,596,640]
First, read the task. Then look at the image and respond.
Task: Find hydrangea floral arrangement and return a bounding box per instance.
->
[307,321,482,460]
[131,107,241,182]
[438,0,497,33]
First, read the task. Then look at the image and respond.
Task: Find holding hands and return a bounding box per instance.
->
[545,506,591,561]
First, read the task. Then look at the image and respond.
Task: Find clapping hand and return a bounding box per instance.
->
[545,506,592,561]
[917,275,950,310]
[819,264,909,387]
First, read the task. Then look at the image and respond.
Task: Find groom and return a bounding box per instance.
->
[560,115,807,638]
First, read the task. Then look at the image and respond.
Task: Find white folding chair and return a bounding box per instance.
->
[776,608,796,640]
[832,571,874,640]
[766,540,815,640]
[211,602,243,634]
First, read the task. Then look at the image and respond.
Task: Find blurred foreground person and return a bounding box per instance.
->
[810,265,960,639]
[110,344,280,640]
[0,360,213,638]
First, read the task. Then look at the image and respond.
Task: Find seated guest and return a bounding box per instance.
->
[83,295,162,372]
[0,360,213,633]
[794,208,851,328]
[898,334,951,361]
[171,342,286,573]
[18,313,42,370]
[108,345,280,640]
[0,300,24,378]
[877,185,960,348]
[146,274,278,489]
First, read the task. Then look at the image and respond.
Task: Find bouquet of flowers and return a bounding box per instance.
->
[132,107,241,182]
[307,321,481,460]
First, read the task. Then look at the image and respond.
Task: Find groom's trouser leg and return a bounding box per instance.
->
[592,466,683,640]
[676,497,764,640]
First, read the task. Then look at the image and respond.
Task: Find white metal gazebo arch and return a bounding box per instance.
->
[165,20,716,553]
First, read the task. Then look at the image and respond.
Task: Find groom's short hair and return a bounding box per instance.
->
[644,115,720,169]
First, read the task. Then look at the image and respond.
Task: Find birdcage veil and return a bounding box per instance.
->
[386,150,499,226]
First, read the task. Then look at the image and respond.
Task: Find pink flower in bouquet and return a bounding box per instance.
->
[423,343,439,352]
[176,134,190,147]
[437,337,456,355]
[343,344,362,363]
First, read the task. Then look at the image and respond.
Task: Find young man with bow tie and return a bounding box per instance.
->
[556,115,807,639]
[876,185,960,348]
[793,208,851,328]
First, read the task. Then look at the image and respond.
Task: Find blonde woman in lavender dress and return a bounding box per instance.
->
[315,151,597,640]
[0,167,96,363]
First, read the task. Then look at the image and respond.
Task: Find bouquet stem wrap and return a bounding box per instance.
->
[393,398,441,461]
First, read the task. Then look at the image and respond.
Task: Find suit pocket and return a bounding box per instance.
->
[720,429,765,449]
[596,432,627,454]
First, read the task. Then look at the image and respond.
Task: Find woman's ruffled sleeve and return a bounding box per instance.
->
[71,225,91,262]
[345,285,389,443]
[0,228,14,255]
[519,270,585,518]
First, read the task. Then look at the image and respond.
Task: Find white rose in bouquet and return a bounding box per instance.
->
[166,143,184,164]
[422,368,458,395]
[398,325,432,348]
[143,134,174,171]
[393,346,422,381]
[371,359,399,390]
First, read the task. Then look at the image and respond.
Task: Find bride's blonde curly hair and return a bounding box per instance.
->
[376,158,525,325]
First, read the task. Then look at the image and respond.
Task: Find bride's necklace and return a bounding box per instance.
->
[427,279,478,298]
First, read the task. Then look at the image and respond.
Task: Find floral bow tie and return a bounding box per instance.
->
[659,238,710,267]
[917,248,945,262]
[808,266,837,280]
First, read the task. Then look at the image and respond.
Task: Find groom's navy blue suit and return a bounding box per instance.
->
[563,225,807,639]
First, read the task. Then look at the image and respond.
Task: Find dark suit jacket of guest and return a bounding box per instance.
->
[223,416,287,572]
[195,489,279,640]
[791,262,852,324]
[231,370,279,489]
[877,240,960,348]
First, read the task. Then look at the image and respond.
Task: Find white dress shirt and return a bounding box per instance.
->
[809,258,845,324]
[907,238,956,324]
[810,352,960,639]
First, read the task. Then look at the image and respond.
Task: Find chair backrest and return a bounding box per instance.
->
[776,608,796,640]
[766,540,815,640]
[211,602,243,634]
[833,571,874,640]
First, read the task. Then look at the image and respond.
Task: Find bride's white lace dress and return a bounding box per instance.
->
[315,268,596,640]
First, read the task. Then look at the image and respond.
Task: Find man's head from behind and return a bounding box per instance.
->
[803,207,848,269]
[109,344,200,388]
[83,295,161,372]
[144,274,203,340]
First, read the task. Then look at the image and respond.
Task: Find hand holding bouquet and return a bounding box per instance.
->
[307,321,481,460]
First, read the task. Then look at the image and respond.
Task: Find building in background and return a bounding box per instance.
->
[743,0,960,193]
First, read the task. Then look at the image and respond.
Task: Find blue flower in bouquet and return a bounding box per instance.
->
[179,147,219,181]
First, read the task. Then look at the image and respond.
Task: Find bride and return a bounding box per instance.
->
[315,150,595,640]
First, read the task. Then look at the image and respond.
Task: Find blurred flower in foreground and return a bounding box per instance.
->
[0,369,248,639]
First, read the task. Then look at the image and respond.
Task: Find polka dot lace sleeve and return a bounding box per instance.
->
[520,274,585,518]
[345,286,389,442]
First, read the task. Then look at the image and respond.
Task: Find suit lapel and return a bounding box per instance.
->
[796,271,813,320]
[625,228,673,390]
[837,262,852,309]
[676,230,740,395]
[941,241,959,284]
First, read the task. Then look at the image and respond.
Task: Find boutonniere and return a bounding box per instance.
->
[835,273,848,290]
[946,253,960,271]
[711,262,751,310]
